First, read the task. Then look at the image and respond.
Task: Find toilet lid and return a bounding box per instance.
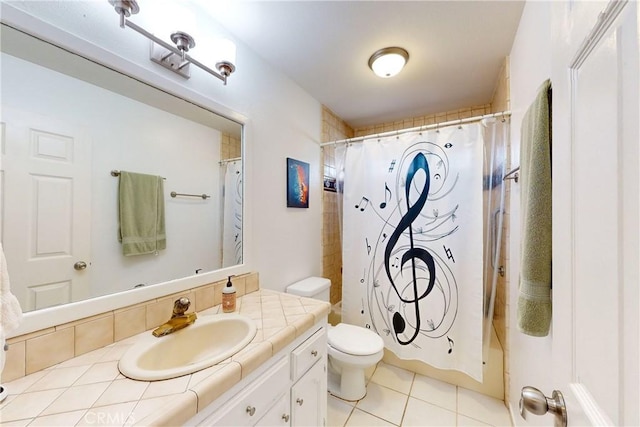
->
[328,323,384,356]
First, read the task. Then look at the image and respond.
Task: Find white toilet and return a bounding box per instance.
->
[286,277,384,401]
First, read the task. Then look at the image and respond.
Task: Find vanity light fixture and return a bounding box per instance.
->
[108,0,236,85]
[368,47,409,78]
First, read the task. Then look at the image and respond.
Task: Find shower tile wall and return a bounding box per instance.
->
[321,106,354,305]
[321,55,512,401]
[353,104,492,138]
[221,133,241,160]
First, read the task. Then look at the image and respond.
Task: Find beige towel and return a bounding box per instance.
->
[517,79,552,337]
[0,242,23,336]
[118,171,166,256]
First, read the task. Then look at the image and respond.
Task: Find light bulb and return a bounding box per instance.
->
[212,38,236,67]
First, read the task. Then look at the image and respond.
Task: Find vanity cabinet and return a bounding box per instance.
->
[195,325,327,427]
[290,327,327,426]
[291,357,327,426]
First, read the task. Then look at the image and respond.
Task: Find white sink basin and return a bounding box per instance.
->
[118,314,257,381]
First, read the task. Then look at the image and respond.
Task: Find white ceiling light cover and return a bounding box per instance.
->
[368,47,409,78]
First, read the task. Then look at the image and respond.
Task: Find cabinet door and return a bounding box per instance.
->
[290,359,327,427]
[256,392,290,427]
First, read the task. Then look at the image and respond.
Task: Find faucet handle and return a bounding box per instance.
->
[173,297,191,316]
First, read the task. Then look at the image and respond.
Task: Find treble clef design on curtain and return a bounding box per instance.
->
[384,152,435,345]
[342,124,487,381]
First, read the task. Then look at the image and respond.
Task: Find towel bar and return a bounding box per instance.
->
[170,191,210,200]
[111,170,166,180]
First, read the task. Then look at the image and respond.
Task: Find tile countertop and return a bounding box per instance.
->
[0,289,331,427]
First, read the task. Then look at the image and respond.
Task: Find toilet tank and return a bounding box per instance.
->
[286,277,331,302]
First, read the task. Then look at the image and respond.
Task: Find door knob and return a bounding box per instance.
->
[519,386,567,427]
[74,261,87,270]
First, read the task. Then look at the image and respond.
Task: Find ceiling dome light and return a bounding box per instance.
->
[368,47,409,78]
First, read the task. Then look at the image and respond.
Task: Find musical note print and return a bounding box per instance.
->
[444,245,455,263]
[355,196,370,211]
[380,183,392,209]
[362,141,460,349]
[447,336,454,354]
[341,125,484,381]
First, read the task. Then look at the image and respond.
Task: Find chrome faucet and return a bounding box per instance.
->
[152,297,197,337]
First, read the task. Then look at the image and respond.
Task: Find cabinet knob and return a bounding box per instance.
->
[282,414,290,422]
[311,350,318,357]
[296,398,304,406]
[246,406,256,416]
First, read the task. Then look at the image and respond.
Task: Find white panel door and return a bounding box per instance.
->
[545,1,639,426]
[1,108,91,311]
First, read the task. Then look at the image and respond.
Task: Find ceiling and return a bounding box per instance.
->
[194,1,525,129]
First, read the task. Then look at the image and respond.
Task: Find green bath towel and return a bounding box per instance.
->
[118,171,166,256]
[517,79,552,337]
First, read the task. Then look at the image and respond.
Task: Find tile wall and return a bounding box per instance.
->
[2,273,260,383]
[220,133,241,160]
[353,104,492,137]
[321,56,511,400]
[321,106,354,306]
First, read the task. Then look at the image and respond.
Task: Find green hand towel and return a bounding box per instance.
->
[118,171,166,256]
[517,79,552,337]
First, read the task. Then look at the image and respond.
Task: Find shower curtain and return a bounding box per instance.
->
[340,122,485,381]
[222,160,242,267]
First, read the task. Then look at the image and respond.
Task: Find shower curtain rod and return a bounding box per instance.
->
[320,110,511,147]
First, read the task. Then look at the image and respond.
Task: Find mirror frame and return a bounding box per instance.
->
[1,3,252,337]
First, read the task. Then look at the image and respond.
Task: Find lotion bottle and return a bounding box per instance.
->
[222,275,236,313]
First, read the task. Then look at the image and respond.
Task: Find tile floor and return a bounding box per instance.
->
[327,362,513,427]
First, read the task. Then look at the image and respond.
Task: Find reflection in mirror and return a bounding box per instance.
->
[0,23,243,313]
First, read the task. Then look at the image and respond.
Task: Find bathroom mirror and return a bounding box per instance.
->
[0,22,243,313]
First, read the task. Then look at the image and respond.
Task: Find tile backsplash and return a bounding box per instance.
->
[2,272,259,383]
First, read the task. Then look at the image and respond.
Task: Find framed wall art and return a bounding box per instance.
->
[286,157,309,208]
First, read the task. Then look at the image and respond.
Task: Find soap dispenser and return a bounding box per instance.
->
[222,275,236,313]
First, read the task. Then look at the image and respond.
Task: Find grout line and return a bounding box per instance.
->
[398,371,416,427]
[341,402,356,427]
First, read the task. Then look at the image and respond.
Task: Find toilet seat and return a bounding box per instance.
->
[328,323,384,356]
